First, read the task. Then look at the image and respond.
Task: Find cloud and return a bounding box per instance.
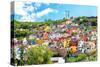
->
[24,1,32,5]
[36,8,58,18]
[14,2,37,22]
[18,15,36,22]
[19,13,36,22]
[34,2,42,8]
[15,2,27,16]
[14,2,58,22]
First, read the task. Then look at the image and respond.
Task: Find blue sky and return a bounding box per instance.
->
[13,2,97,22]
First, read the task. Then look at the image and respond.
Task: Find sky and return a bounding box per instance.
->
[12,1,97,22]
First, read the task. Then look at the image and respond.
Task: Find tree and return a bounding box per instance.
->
[14,29,32,39]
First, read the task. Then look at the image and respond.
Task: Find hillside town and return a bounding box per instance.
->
[11,16,97,65]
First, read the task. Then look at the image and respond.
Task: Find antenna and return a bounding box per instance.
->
[65,10,70,19]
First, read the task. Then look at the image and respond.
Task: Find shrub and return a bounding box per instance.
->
[67,57,77,62]
[25,45,53,65]
[86,49,97,61]
[87,56,97,61]
[66,53,87,62]
[77,53,87,61]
